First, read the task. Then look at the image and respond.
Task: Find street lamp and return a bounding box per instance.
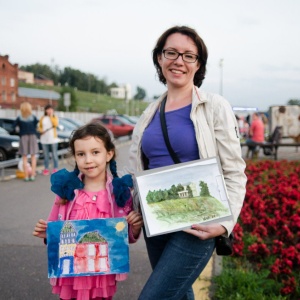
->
[219,58,224,96]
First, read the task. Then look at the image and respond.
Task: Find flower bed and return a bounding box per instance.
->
[231,160,300,298]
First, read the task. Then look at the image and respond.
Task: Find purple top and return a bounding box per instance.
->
[141,104,200,169]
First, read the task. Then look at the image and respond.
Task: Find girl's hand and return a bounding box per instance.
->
[184,223,227,240]
[32,219,48,239]
[126,211,143,238]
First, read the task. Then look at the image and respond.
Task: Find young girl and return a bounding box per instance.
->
[33,122,143,300]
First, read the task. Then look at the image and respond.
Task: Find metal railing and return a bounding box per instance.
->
[0,148,70,180]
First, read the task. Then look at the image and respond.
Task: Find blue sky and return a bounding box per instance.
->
[1,0,299,111]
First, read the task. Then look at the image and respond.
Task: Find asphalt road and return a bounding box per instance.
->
[0,140,152,300]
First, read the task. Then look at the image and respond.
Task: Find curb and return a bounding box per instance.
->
[192,252,222,300]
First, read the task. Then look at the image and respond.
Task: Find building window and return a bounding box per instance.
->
[10,78,15,87]
[2,63,5,69]
[11,92,16,102]
[2,91,6,101]
[1,77,6,86]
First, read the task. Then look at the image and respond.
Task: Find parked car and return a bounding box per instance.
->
[0,126,20,161]
[60,117,85,128]
[92,115,135,138]
[0,117,19,135]
[117,114,137,125]
[89,119,114,140]
[0,117,71,151]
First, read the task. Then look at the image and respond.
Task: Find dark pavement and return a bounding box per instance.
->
[0,141,152,300]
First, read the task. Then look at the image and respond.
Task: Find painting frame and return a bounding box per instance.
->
[134,157,233,237]
[46,218,129,278]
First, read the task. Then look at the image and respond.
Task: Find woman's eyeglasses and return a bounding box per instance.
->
[162,49,198,63]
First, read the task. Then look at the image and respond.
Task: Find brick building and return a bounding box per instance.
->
[0,55,59,109]
[0,55,18,108]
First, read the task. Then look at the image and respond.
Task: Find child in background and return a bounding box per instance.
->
[33,123,143,300]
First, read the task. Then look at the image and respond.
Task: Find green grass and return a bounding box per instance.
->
[19,82,149,115]
[149,197,230,224]
[212,258,288,300]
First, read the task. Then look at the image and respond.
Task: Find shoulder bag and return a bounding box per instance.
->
[159,97,233,256]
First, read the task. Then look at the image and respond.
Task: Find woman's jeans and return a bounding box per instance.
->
[138,229,215,300]
[42,143,58,169]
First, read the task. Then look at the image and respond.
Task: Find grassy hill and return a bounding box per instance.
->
[19,82,150,115]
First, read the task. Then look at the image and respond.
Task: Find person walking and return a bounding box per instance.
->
[38,104,59,175]
[14,102,39,181]
[33,122,143,299]
[128,25,247,300]
[246,112,265,158]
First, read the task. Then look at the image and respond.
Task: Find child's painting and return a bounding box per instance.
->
[47,218,129,278]
[134,157,233,237]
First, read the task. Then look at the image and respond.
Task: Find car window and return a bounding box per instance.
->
[112,119,123,125]
[0,126,9,135]
[101,119,109,124]
[0,120,14,133]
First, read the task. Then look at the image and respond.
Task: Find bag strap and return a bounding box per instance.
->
[159,97,181,164]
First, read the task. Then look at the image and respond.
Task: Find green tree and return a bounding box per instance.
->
[58,87,78,112]
[199,181,210,197]
[287,99,300,105]
[134,86,147,100]
[187,185,193,198]
[20,63,60,84]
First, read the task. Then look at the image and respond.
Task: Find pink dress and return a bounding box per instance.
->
[47,186,136,300]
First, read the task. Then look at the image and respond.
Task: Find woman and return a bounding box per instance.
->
[38,104,59,175]
[128,25,247,299]
[14,102,39,181]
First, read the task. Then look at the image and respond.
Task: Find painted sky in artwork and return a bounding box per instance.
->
[47,218,129,278]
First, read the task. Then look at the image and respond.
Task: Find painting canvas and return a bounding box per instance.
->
[47,218,129,278]
[134,157,233,237]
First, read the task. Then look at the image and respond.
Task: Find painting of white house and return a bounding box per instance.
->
[47,218,129,278]
[134,157,232,237]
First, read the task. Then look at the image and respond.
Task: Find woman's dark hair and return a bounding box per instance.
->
[69,122,116,161]
[44,104,54,116]
[152,25,208,88]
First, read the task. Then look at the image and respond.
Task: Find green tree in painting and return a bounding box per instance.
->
[187,185,193,198]
[199,181,211,197]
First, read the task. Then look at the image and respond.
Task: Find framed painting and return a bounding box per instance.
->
[134,157,233,237]
[46,218,129,278]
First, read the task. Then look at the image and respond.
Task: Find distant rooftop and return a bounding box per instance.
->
[18,87,60,100]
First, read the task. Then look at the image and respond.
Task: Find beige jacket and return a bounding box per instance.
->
[128,87,247,235]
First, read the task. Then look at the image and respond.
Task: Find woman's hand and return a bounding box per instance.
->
[126,211,143,239]
[32,219,47,239]
[184,223,227,240]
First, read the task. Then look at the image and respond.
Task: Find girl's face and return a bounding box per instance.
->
[74,136,114,181]
[158,33,200,89]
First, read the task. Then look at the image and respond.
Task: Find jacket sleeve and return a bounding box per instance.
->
[47,196,65,221]
[212,96,247,236]
[50,116,59,128]
[37,117,43,133]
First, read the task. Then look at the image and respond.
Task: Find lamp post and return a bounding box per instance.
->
[219,58,224,96]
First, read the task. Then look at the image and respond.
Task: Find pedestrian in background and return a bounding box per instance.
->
[14,101,39,181]
[38,104,59,175]
[33,122,143,300]
[246,112,265,158]
[129,25,247,299]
